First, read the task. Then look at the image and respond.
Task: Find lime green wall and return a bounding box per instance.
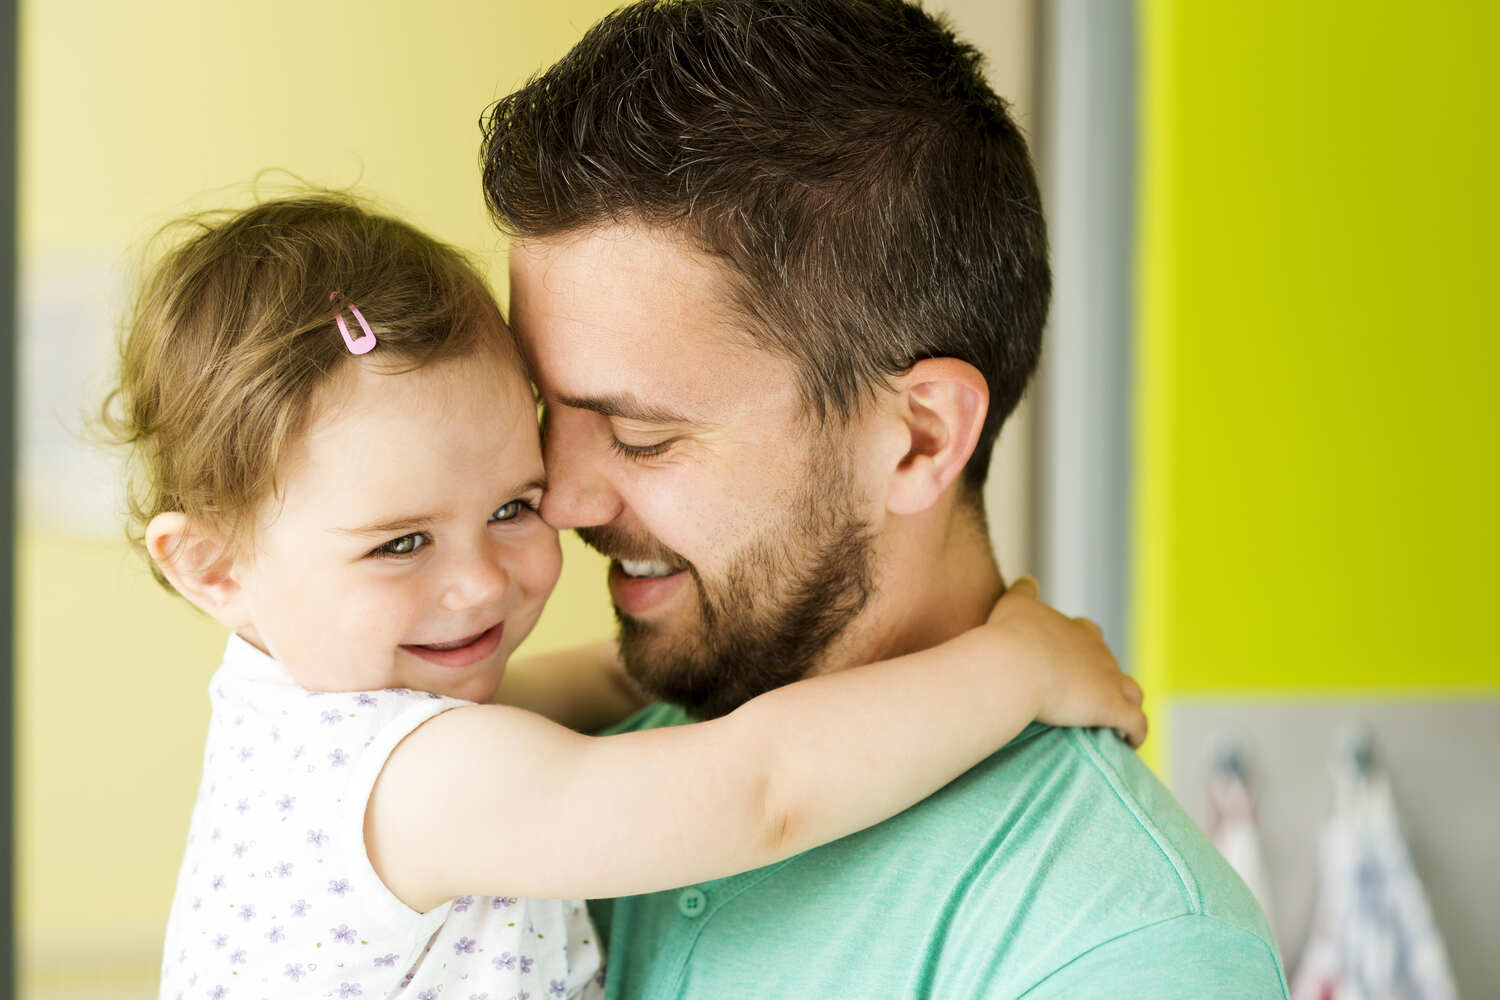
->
[1136,0,1499,735]
[17,0,621,989]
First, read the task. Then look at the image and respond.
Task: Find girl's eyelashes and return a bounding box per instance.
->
[490,498,539,522]
[608,436,675,461]
[367,498,540,559]
[373,532,429,559]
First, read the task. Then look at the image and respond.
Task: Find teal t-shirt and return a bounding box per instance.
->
[589,707,1288,999]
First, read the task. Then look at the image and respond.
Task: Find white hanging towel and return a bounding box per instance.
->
[1291,735,1459,1000]
[1208,747,1279,944]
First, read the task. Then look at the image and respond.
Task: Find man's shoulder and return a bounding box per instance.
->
[600,708,1286,996]
[902,723,1286,993]
[939,724,1278,932]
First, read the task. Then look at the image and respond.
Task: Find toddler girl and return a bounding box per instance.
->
[105,194,1145,1000]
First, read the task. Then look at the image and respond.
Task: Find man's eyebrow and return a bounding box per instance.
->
[555,393,700,426]
[333,479,547,537]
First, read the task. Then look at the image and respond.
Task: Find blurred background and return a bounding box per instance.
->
[3,1,1496,997]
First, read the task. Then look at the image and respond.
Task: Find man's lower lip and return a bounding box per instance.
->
[401,622,505,669]
[608,562,688,616]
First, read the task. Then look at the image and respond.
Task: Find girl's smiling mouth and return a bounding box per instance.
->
[401,622,505,669]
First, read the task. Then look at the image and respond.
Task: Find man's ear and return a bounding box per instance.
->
[145,512,247,626]
[883,358,990,517]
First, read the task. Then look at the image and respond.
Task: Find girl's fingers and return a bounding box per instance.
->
[1073,615,1103,638]
[1007,574,1039,599]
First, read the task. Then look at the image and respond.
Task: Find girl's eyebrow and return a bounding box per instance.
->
[335,513,448,537]
[332,479,547,537]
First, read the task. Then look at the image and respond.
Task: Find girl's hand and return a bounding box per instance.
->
[987,575,1148,749]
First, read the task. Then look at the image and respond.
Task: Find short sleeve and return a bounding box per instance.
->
[1017,915,1288,1000]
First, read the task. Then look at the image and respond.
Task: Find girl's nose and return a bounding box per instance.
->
[441,552,509,612]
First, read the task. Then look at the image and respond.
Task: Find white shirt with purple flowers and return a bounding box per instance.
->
[159,635,604,1000]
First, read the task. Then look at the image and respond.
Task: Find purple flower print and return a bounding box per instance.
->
[338,984,362,998]
[492,896,517,909]
[470,994,490,1000]
[232,842,248,858]
[210,827,221,841]
[271,726,281,742]
[493,952,516,971]
[292,746,305,760]
[212,934,228,949]
[518,992,530,1000]
[291,899,310,917]
[209,987,227,1000]
[210,875,225,891]
[328,878,352,896]
[229,950,247,965]
[520,956,535,975]
[307,829,328,847]
[374,953,398,967]
[454,936,477,955]
[328,748,348,767]
[238,746,253,762]
[356,693,378,707]
[192,897,202,911]
[266,925,285,943]
[321,709,344,726]
[453,895,475,912]
[277,795,294,811]
[238,904,256,921]
[331,923,357,944]
[419,991,439,1000]
[550,981,566,998]
[275,861,293,878]
[285,964,306,981]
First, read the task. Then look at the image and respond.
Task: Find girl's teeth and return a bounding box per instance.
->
[619,559,677,578]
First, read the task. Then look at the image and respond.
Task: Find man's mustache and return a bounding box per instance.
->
[575,525,689,570]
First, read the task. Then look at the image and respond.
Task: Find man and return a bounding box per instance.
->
[484,0,1287,995]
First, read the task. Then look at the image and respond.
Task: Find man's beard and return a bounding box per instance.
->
[577,447,875,719]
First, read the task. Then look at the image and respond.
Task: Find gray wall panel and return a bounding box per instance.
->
[1171,698,1500,997]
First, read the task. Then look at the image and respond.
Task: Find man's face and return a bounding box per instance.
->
[509,224,878,718]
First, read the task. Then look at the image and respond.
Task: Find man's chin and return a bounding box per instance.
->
[614,615,731,717]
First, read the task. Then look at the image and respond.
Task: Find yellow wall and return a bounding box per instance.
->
[1135,0,1500,766]
[17,0,621,990]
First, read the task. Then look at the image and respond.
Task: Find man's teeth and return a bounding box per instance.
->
[618,558,679,579]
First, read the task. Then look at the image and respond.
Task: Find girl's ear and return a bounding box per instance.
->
[145,512,248,626]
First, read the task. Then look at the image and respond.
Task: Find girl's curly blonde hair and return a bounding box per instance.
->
[100,192,516,588]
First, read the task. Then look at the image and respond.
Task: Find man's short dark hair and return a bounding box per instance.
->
[481,0,1049,497]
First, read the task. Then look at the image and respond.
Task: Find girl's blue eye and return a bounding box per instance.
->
[491,500,530,522]
[378,533,427,557]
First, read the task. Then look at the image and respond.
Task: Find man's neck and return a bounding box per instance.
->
[817,501,1006,674]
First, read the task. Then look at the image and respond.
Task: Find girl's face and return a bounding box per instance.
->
[228,349,560,703]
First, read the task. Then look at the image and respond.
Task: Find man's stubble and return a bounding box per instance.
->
[579,436,876,719]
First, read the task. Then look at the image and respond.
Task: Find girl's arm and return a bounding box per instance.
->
[493,640,649,732]
[366,576,1145,911]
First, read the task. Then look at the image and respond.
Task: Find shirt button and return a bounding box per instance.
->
[677,887,707,918]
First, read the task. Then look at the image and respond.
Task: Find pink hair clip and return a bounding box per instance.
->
[329,291,377,356]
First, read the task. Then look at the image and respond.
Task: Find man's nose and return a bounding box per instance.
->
[539,409,624,529]
[441,549,510,612]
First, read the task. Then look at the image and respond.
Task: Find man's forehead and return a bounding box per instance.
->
[508,224,791,407]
